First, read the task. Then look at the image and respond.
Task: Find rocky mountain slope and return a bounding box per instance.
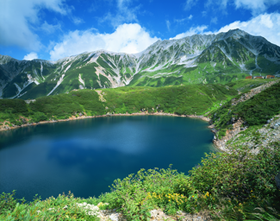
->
[1,29,280,99]
[210,79,280,152]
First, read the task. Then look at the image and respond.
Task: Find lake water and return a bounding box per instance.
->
[0,116,216,201]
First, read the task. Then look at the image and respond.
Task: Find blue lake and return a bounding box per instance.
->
[0,116,216,201]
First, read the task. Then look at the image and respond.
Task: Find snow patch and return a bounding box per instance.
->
[40,61,45,80]
[79,74,85,86]
[239,63,247,71]
[47,74,65,96]
[64,64,72,73]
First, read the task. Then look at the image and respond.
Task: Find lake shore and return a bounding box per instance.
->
[0,112,211,131]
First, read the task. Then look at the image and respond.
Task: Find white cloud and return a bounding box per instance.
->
[0,0,69,50]
[170,26,208,40]
[170,13,280,47]
[205,0,228,10]
[41,21,61,34]
[166,20,171,31]
[234,0,280,15]
[184,0,199,10]
[72,17,84,25]
[174,15,193,23]
[100,0,139,27]
[211,17,218,24]
[218,13,280,46]
[49,23,160,61]
[208,0,280,15]
[23,52,38,60]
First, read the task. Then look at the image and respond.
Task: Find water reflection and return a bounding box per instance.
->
[0,116,216,201]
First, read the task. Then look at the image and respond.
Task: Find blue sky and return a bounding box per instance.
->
[1,0,280,61]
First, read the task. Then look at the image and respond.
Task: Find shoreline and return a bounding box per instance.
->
[0,112,211,131]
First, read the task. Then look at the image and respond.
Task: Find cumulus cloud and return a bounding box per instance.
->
[170,13,280,47]
[0,0,69,50]
[218,13,280,46]
[23,52,38,60]
[170,26,208,40]
[49,23,160,61]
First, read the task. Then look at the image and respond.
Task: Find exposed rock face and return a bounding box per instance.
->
[212,114,280,152]
[211,80,280,152]
[149,209,211,221]
[213,119,244,152]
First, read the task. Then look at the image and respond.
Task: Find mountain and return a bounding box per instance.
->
[1,29,280,99]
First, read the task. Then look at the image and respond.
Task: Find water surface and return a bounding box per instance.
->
[0,116,216,201]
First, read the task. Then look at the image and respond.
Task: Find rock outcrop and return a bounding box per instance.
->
[231,80,280,106]
[212,119,244,152]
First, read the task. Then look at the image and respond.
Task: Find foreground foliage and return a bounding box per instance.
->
[1,143,279,220]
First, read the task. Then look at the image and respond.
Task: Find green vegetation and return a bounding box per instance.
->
[0,191,101,220]
[103,84,237,115]
[0,90,106,126]
[210,81,280,140]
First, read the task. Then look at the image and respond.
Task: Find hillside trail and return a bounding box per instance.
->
[231,79,280,106]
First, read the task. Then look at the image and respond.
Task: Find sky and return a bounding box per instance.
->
[0,0,280,62]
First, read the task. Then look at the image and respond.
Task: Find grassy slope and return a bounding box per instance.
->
[1,80,280,220]
[210,80,280,138]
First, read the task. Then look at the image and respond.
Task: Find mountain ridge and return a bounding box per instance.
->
[1,28,280,99]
